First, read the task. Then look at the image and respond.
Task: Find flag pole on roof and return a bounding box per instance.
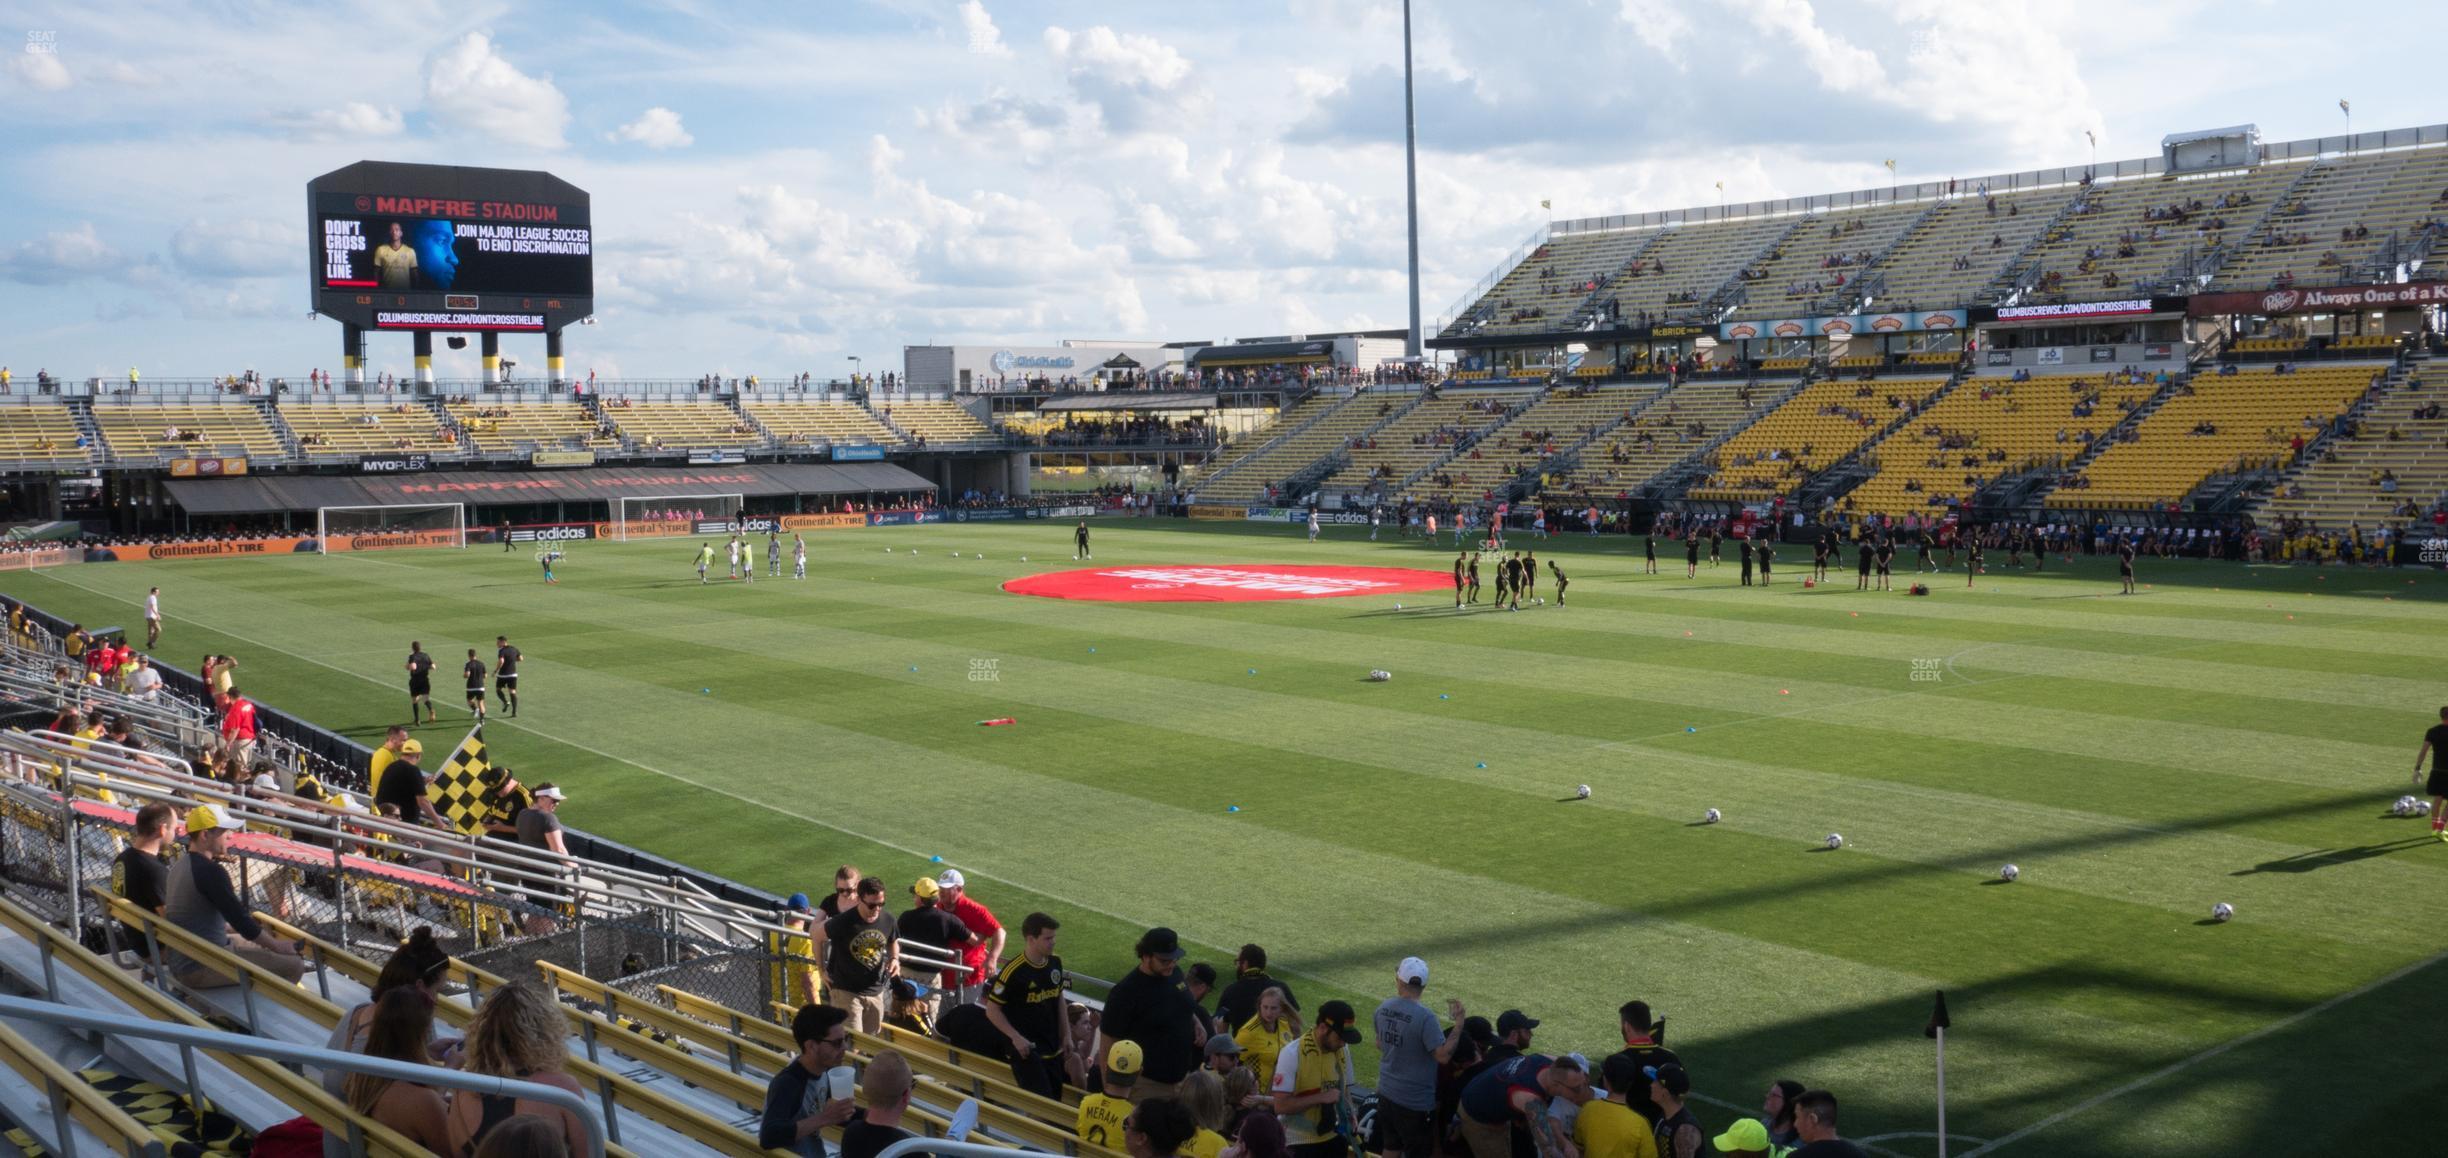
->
[1926,989,1952,1157]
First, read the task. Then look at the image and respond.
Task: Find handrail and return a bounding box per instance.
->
[0,993,609,1158]
[878,1137,1026,1158]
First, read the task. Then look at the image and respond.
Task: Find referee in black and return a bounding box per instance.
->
[405,640,437,724]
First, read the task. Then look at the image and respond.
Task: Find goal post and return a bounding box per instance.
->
[317,504,467,554]
[615,494,745,541]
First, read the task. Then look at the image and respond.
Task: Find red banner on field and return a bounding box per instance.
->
[1004,564,1452,603]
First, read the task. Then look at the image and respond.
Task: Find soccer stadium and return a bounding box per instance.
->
[2,6,2447,1158]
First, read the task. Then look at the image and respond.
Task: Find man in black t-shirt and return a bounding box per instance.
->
[2118,540,2137,595]
[404,640,437,724]
[1855,539,1874,590]
[1787,1089,1870,1157]
[2414,706,2448,841]
[463,649,489,720]
[986,911,1074,1097]
[493,635,522,717]
[373,740,443,828]
[1098,927,1204,1099]
[897,877,976,1016]
[111,802,174,950]
[1601,1000,1679,1126]
[839,1052,919,1158]
[1213,943,1300,1038]
[817,876,899,1033]
[1684,533,1700,578]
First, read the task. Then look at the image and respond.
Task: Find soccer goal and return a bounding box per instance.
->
[317,504,467,554]
[615,494,745,541]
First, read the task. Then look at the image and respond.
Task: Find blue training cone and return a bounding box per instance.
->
[1686,727,1697,733]
[1227,805,1240,813]
[930,855,943,863]
[1475,762,1487,769]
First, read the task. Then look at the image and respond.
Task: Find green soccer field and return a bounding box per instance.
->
[9,521,2446,1157]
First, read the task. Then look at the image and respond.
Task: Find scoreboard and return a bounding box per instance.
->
[308,161,593,333]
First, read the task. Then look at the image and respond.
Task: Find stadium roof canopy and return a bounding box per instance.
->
[164,462,934,514]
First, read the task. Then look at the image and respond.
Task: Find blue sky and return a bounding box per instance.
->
[0,0,2429,381]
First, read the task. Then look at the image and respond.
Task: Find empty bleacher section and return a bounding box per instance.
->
[1605,215,1799,324]
[1541,379,1778,499]
[2047,363,2382,509]
[2255,361,2448,525]
[876,400,996,445]
[279,398,457,457]
[2012,164,2305,300]
[1441,229,1661,337]
[1687,377,1949,502]
[1192,392,1386,503]
[444,398,612,453]
[1863,187,2080,311]
[2208,149,2448,291]
[88,400,285,461]
[0,399,93,467]
[742,398,904,449]
[1846,371,2164,516]
[1410,384,1659,503]
[1316,388,1537,497]
[1724,201,1929,320]
[599,399,765,451]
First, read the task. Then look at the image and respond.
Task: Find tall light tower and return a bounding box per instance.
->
[1402,0,1424,360]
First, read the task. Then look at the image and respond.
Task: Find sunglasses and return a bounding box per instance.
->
[822,1035,850,1048]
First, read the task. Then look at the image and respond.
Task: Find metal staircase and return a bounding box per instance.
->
[252,397,301,458]
[1978,192,2091,306]
[1559,232,1672,329]
[1399,386,1552,491]
[1199,389,1369,491]
[1643,377,1817,498]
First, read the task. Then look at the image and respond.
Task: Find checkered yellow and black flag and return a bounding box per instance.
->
[428,724,496,836]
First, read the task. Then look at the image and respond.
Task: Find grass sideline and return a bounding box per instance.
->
[9,520,2448,1157]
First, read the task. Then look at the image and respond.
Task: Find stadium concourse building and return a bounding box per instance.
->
[901,331,1412,391]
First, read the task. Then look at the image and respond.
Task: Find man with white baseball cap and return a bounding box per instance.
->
[935,868,1004,1007]
[161,803,304,987]
[1372,956,1465,1158]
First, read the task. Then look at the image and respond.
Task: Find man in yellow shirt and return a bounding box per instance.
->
[1269,1000,1363,1157]
[1078,1040,1140,1148]
[1573,1055,1660,1158]
[367,725,411,787]
[373,222,418,289]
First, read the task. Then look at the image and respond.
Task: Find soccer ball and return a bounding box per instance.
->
[2211,902,2235,923]
[1576,784,1591,799]
[1702,808,1721,824]
[2420,800,2436,816]
[1999,864,2019,882]
[1367,670,1392,682]
[2395,795,2418,817]
[1825,833,1845,850]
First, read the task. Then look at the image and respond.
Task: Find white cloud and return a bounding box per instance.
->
[1043,24,1205,133]
[280,101,406,140]
[7,51,71,91]
[170,218,299,278]
[609,107,694,149]
[422,32,570,150]
[0,224,122,284]
[957,1,1011,58]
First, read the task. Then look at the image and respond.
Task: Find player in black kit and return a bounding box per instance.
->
[1548,559,1569,606]
[493,635,523,718]
[1812,534,1830,582]
[1452,552,1467,609]
[1644,534,1658,574]
[1073,520,1091,560]
[2118,538,2137,595]
[1855,538,1874,590]
[1708,527,1722,567]
[1738,538,1754,586]
[1966,531,1985,588]
[1757,536,1773,586]
[1466,554,1482,605]
[1685,532,1701,578]
[1876,536,1896,592]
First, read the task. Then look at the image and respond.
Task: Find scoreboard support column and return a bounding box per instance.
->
[413,331,434,391]
[482,332,502,385]
[547,328,566,389]
[341,323,366,389]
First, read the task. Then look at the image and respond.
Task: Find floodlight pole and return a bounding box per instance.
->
[1402,0,1423,360]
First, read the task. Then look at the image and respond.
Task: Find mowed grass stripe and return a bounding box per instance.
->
[82,551,2444,953]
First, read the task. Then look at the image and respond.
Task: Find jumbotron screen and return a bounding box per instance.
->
[308,161,593,333]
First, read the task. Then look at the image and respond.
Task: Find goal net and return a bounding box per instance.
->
[615,494,745,541]
[317,504,467,554]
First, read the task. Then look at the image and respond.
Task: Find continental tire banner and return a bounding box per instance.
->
[779,513,866,531]
[603,520,695,539]
[87,537,317,562]
[1190,504,1245,520]
[323,528,465,553]
[0,547,80,570]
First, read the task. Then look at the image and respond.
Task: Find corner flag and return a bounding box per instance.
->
[1925,989,1952,1038]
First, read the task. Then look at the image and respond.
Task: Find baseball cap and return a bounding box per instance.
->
[1135,927,1187,961]
[936,869,965,889]
[1644,1064,1691,1098]
[185,804,237,834]
[1105,1040,1143,1083]
[398,739,423,756]
[1316,1000,1365,1047]
[1460,1016,1495,1046]
[1204,1034,1242,1058]
[532,785,567,801]
[912,877,941,900]
[1712,1118,1770,1152]
[1495,1010,1539,1035]
[1398,956,1430,986]
[783,892,814,914]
